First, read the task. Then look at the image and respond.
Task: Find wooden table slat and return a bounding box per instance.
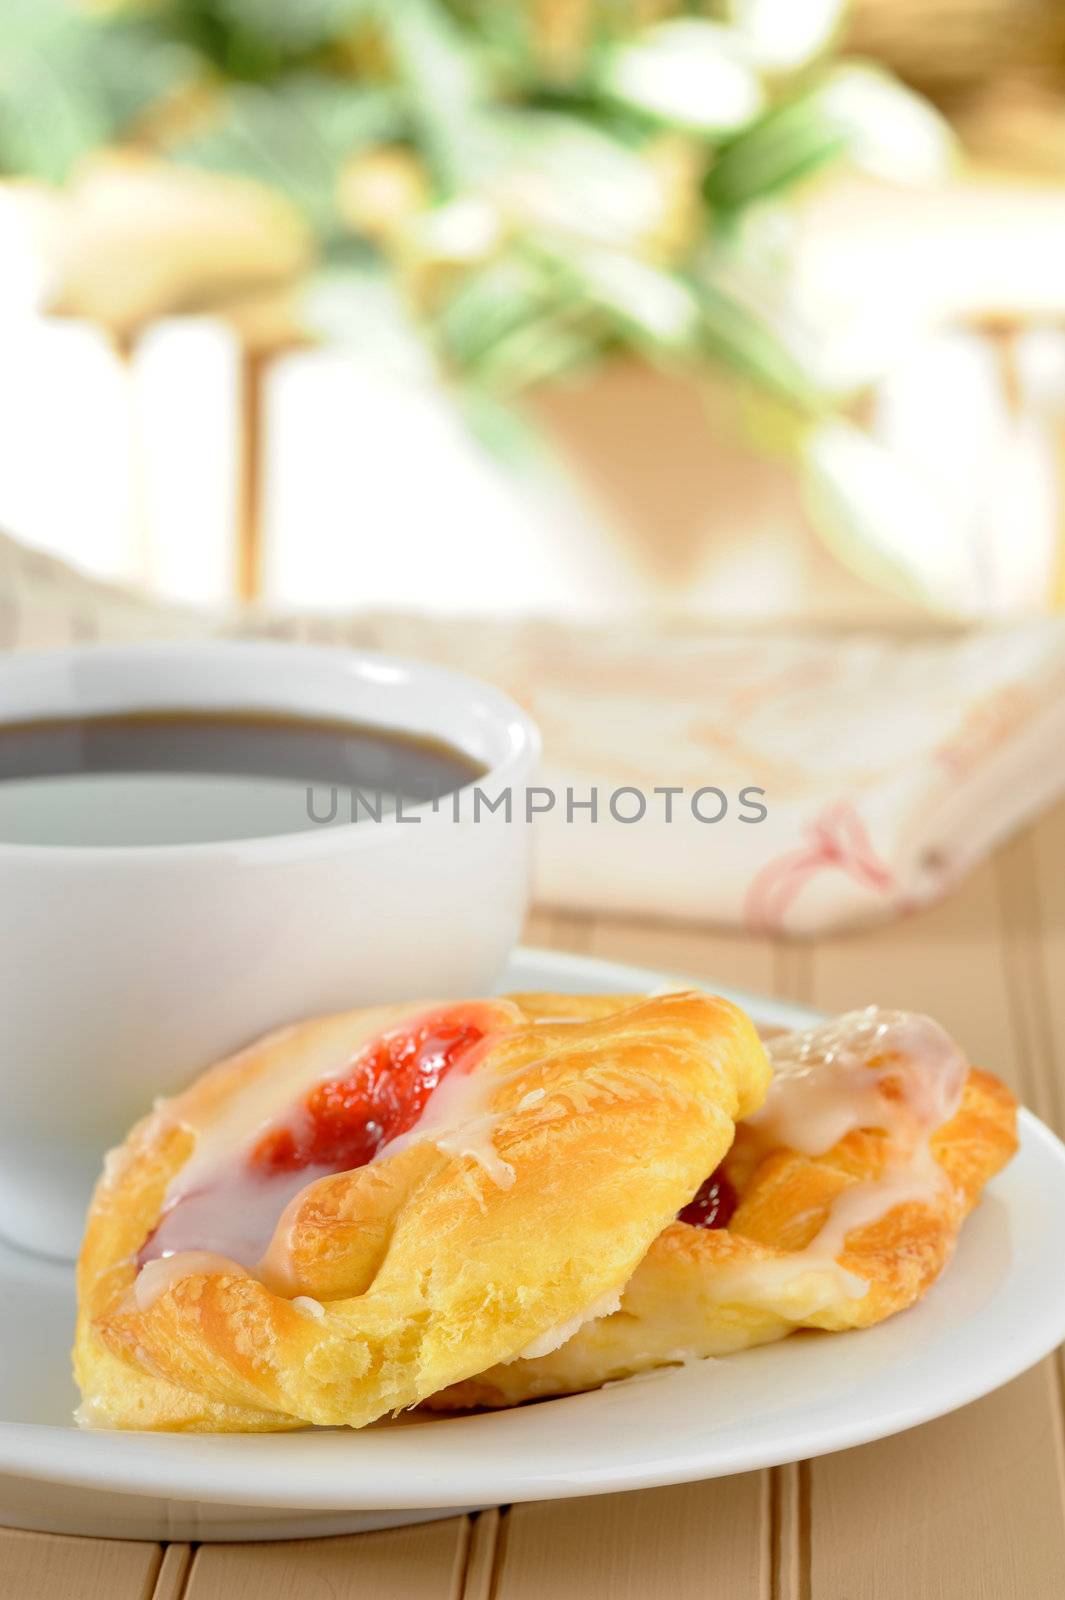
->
[771,1462,804,1600]
[808,1366,1065,1600]
[491,1475,769,1600]
[461,1510,501,1600]
[0,1526,161,1600]
[183,1517,470,1600]
[151,1544,193,1600]
[587,915,777,997]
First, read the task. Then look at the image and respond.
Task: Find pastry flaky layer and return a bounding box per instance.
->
[75,989,770,1431]
[429,1004,1019,1410]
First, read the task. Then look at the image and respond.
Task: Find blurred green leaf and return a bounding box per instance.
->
[174,74,401,232]
[706,63,953,213]
[438,227,824,408]
[375,0,497,189]
[468,307,603,396]
[704,91,850,211]
[558,245,702,353]
[0,0,194,181]
[210,0,373,55]
[443,1,541,85]
[456,384,550,467]
[152,0,375,78]
[435,254,550,367]
[600,21,763,135]
[433,246,603,395]
[697,276,821,410]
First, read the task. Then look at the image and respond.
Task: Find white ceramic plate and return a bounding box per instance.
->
[4,946,1065,1542]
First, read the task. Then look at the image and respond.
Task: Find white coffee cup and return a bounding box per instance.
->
[0,641,539,1260]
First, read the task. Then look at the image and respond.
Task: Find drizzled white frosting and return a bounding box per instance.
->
[134,999,523,1293]
[724,1007,969,1305]
[370,1055,518,1189]
[151,1004,429,1229]
[752,1007,967,1159]
[520,1007,971,1338]
[499,1007,970,1356]
[133,1251,250,1311]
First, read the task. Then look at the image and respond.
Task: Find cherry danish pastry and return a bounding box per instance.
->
[75,989,770,1431]
[429,1005,1018,1409]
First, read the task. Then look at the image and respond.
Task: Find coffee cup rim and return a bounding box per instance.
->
[0,639,541,862]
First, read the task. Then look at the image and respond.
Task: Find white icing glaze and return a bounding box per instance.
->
[752,1007,968,1158]
[133,1251,249,1311]
[810,1144,947,1264]
[133,999,524,1298]
[724,1007,970,1303]
[142,1163,330,1269]
[375,1051,518,1188]
[258,1046,561,1295]
[158,1002,462,1206]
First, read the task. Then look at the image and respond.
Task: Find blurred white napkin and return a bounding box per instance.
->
[5,527,1065,935]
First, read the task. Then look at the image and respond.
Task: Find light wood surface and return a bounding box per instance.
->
[6,804,1065,1598]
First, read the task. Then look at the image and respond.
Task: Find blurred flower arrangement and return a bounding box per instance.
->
[0,0,966,605]
[0,1,949,400]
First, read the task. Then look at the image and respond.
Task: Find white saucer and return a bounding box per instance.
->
[4,946,1065,1542]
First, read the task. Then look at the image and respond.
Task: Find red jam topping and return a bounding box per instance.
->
[251,1013,487,1175]
[677,1165,737,1229]
[138,1007,492,1271]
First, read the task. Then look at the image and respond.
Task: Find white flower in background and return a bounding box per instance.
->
[490,116,669,252]
[604,21,764,134]
[408,195,502,264]
[728,0,846,70]
[565,250,702,350]
[816,66,955,187]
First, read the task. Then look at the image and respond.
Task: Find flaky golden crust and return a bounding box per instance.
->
[75,990,770,1431]
[429,1066,1018,1410]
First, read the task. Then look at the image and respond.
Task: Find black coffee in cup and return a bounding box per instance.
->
[0,709,485,846]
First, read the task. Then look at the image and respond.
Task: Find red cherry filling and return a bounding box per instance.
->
[677,1164,737,1229]
[251,1013,488,1175]
[138,1007,494,1272]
